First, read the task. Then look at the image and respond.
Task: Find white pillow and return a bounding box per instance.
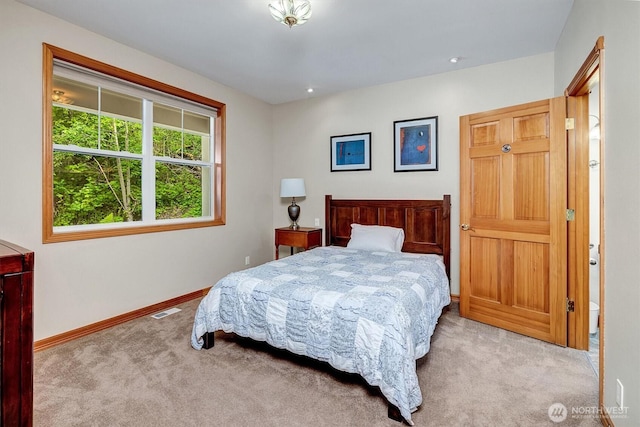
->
[346,224,405,252]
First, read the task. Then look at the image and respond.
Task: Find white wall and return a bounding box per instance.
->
[0,0,275,340]
[272,54,555,295]
[555,1,640,424]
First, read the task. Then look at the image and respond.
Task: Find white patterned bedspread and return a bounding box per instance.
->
[191,246,450,424]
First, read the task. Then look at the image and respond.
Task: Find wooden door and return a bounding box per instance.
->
[459,97,567,345]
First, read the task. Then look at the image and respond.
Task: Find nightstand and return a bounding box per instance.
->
[275,227,322,259]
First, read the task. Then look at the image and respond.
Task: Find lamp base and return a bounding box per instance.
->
[288,201,300,230]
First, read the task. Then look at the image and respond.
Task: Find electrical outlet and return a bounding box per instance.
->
[244,256,250,266]
[616,379,624,409]
[314,218,320,227]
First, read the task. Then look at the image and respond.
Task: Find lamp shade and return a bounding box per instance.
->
[280,178,306,198]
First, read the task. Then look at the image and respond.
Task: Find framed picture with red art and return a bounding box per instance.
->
[394,116,438,172]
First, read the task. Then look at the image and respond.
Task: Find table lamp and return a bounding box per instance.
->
[280,178,306,230]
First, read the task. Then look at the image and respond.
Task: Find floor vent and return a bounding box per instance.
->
[151,307,181,319]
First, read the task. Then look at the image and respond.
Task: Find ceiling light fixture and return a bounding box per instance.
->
[52,90,73,104]
[449,57,461,64]
[269,0,312,28]
[52,90,65,102]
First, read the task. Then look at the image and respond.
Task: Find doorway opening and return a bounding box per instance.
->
[565,35,605,408]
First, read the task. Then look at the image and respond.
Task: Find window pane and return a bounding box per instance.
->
[53,152,142,226]
[153,122,183,159]
[53,106,143,154]
[153,104,209,161]
[53,75,98,111]
[98,115,143,154]
[100,89,143,153]
[52,76,143,154]
[53,105,99,149]
[101,88,143,121]
[183,110,210,134]
[156,162,210,219]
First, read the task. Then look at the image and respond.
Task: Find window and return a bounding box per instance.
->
[42,44,225,242]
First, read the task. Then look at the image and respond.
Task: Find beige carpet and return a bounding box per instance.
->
[34,300,600,426]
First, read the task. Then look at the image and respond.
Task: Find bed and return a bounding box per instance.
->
[191,195,451,425]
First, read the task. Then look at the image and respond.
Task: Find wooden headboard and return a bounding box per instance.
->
[325,195,451,277]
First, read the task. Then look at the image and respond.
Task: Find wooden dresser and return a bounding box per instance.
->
[0,240,34,427]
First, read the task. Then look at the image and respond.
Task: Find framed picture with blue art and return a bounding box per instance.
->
[393,116,438,172]
[330,132,371,172]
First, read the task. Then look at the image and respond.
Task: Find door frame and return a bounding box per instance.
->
[564,36,605,408]
[566,93,590,350]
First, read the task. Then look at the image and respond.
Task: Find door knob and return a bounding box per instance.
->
[461,224,470,231]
